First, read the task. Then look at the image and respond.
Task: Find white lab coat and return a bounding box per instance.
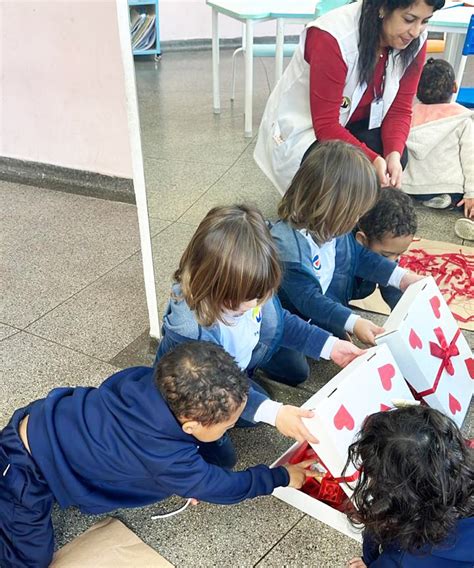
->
[254,2,427,194]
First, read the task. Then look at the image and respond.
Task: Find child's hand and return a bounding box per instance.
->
[275,406,318,444]
[283,460,321,489]
[399,271,424,292]
[330,340,365,367]
[353,318,385,345]
[457,196,474,218]
[347,558,367,568]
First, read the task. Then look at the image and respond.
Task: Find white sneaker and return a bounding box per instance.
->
[454,218,474,241]
[422,194,452,209]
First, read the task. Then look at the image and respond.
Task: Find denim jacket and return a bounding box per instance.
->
[156,284,332,421]
[270,221,399,338]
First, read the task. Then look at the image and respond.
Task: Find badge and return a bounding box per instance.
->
[369,98,384,130]
[341,96,351,110]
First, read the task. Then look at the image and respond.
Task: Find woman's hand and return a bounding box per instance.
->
[457,196,474,218]
[385,151,403,188]
[353,318,385,345]
[330,340,365,367]
[275,406,318,443]
[373,155,389,187]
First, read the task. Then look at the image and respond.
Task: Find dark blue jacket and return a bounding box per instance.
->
[26,367,289,514]
[156,285,332,421]
[270,221,400,338]
[363,519,474,567]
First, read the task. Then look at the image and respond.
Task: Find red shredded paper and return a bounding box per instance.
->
[399,248,474,324]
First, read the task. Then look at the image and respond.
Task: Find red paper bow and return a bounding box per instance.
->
[417,327,461,398]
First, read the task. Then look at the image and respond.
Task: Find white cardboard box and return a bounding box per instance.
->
[375,277,473,427]
[272,344,416,540]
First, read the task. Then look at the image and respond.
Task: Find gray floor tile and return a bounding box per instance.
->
[109,330,158,368]
[256,515,362,568]
[144,157,229,223]
[25,253,151,362]
[1,182,146,329]
[0,323,20,342]
[0,332,117,425]
[414,202,463,245]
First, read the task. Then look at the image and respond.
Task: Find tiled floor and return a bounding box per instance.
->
[1,49,473,567]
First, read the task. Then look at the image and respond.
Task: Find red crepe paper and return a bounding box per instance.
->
[399,248,474,324]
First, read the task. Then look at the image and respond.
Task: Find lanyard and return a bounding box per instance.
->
[373,48,391,100]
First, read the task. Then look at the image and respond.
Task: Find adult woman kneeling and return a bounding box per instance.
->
[254,0,445,194]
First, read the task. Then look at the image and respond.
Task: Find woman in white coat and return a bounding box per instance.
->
[254,0,445,195]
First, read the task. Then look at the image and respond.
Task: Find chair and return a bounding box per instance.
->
[230,0,351,101]
[455,14,474,108]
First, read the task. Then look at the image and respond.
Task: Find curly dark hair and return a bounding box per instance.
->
[417,58,456,104]
[358,0,445,86]
[358,186,417,243]
[155,342,249,426]
[344,406,474,552]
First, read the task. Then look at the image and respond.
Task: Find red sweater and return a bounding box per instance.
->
[304,27,426,162]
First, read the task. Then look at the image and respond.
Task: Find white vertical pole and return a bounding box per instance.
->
[244,19,254,137]
[275,18,284,85]
[115,0,160,339]
[212,7,221,114]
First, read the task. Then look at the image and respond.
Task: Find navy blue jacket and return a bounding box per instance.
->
[363,519,474,566]
[26,367,289,514]
[156,285,332,421]
[270,221,400,338]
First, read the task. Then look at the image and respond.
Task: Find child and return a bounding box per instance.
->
[0,342,319,568]
[401,58,474,240]
[270,141,422,357]
[352,186,418,309]
[157,204,363,394]
[346,406,474,567]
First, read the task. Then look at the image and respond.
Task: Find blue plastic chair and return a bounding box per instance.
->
[456,14,474,108]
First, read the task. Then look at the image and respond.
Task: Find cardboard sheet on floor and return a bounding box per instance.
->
[350,238,474,332]
[51,517,174,567]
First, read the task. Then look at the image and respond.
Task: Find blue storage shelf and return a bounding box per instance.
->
[129,0,160,57]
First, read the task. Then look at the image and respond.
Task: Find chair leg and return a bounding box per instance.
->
[231,47,243,101]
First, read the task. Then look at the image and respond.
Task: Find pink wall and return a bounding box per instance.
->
[1,1,133,178]
[160,0,297,41]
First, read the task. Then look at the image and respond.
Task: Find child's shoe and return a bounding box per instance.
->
[422,194,452,209]
[454,218,474,241]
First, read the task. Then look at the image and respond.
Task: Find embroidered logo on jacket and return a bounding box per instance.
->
[312,254,321,271]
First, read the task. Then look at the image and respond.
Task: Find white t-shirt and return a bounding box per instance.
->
[217,307,262,369]
[299,230,336,294]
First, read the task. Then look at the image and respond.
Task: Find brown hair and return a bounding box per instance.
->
[278,141,379,244]
[175,205,281,327]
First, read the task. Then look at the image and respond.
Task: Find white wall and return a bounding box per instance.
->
[0,0,133,178]
[160,0,305,41]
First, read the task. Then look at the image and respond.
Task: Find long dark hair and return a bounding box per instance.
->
[358,0,445,85]
[344,406,474,552]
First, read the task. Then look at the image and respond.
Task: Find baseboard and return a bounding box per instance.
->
[159,34,300,53]
[0,157,135,204]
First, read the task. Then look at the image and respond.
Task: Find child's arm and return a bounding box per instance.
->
[457,116,474,218]
[154,456,318,505]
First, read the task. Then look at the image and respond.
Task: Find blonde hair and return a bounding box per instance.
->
[175,205,281,327]
[278,141,379,243]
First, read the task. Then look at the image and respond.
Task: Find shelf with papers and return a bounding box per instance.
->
[128,0,161,58]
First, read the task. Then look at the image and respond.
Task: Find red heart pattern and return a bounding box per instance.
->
[430,296,441,319]
[465,358,474,379]
[448,393,461,415]
[378,364,395,391]
[409,329,423,350]
[380,404,391,412]
[333,404,355,431]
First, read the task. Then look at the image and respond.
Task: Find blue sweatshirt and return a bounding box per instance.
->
[26,366,289,514]
[270,221,398,338]
[363,519,474,567]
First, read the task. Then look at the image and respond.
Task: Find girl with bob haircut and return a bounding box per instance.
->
[156,204,363,466]
[255,0,445,194]
[269,141,422,381]
[346,405,474,567]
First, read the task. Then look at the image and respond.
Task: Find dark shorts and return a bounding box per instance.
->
[0,405,55,568]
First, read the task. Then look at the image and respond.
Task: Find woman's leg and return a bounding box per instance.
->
[347,120,408,168]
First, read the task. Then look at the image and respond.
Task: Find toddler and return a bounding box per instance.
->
[346,405,474,567]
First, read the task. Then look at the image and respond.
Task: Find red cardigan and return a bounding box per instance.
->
[304,27,426,162]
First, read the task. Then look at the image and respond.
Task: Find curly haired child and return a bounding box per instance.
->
[346,406,474,567]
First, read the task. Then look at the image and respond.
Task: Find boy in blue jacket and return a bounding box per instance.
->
[0,342,317,568]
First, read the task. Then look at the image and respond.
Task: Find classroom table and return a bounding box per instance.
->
[207,0,474,138]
